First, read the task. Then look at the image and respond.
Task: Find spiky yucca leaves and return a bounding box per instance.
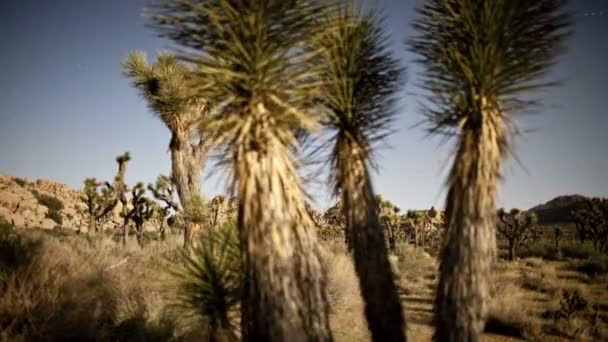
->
[124,53,208,249]
[166,221,242,341]
[409,1,571,340]
[313,5,405,341]
[151,1,333,340]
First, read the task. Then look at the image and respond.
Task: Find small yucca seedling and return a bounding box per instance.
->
[165,221,242,341]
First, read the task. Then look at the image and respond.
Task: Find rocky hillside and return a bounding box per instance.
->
[0,173,121,230]
[528,194,589,225]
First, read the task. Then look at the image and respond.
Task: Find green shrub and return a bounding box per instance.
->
[568,256,608,278]
[31,189,64,212]
[561,243,599,260]
[165,221,242,340]
[13,178,27,187]
[46,208,63,226]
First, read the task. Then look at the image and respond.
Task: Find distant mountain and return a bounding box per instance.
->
[528,194,589,225]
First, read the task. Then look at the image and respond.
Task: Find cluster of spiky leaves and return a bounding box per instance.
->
[151,0,329,172]
[166,221,242,340]
[313,4,403,187]
[123,52,203,129]
[410,0,571,138]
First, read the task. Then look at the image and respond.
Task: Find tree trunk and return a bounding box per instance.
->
[136,223,144,248]
[434,101,503,342]
[170,126,205,249]
[387,223,396,253]
[508,240,514,261]
[338,139,406,342]
[237,139,332,341]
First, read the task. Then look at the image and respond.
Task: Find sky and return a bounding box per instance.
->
[0,0,607,211]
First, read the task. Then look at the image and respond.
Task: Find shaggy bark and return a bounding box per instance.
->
[236,132,332,341]
[170,118,206,249]
[338,137,406,342]
[434,101,504,341]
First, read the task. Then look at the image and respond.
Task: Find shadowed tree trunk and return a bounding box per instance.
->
[339,137,406,342]
[434,101,502,341]
[237,134,332,341]
[507,240,515,261]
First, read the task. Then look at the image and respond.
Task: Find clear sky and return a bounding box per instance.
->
[1,0,606,211]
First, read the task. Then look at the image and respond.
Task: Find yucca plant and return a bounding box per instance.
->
[151,0,333,340]
[313,4,405,340]
[166,221,243,341]
[409,1,571,340]
[123,52,208,249]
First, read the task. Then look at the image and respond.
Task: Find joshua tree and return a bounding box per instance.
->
[81,178,117,235]
[129,182,156,247]
[104,152,134,247]
[124,52,208,249]
[406,210,429,248]
[496,209,538,261]
[149,174,180,240]
[377,196,402,253]
[151,1,333,340]
[314,5,405,340]
[410,1,571,340]
[554,226,563,252]
[571,198,608,252]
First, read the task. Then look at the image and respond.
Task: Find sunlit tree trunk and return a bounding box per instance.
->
[434,100,503,341]
[236,116,332,341]
[338,137,406,342]
[170,122,205,249]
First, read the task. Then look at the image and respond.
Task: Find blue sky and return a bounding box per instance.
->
[1,0,607,211]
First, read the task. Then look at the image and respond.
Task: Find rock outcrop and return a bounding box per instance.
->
[0,173,120,230]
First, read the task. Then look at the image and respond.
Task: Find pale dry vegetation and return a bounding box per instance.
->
[1,219,607,341]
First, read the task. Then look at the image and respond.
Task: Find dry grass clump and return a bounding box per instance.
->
[566,256,608,280]
[519,269,559,295]
[486,272,543,339]
[0,228,182,341]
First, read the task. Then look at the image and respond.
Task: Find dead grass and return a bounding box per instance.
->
[1,229,606,341]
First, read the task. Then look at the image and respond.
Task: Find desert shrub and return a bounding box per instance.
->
[164,221,242,341]
[0,229,179,341]
[45,208,63,226]
[485,282,542,340]
[30,190,64,226]
[13,178,26,187]
[516,242,559,260]
[0,225,42,274]
[0,219,11,235]
[560,243,599,259]
[568,256,608,278]
[316,223,344,241]
[31,190,64,212]
[520,270,558,295]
